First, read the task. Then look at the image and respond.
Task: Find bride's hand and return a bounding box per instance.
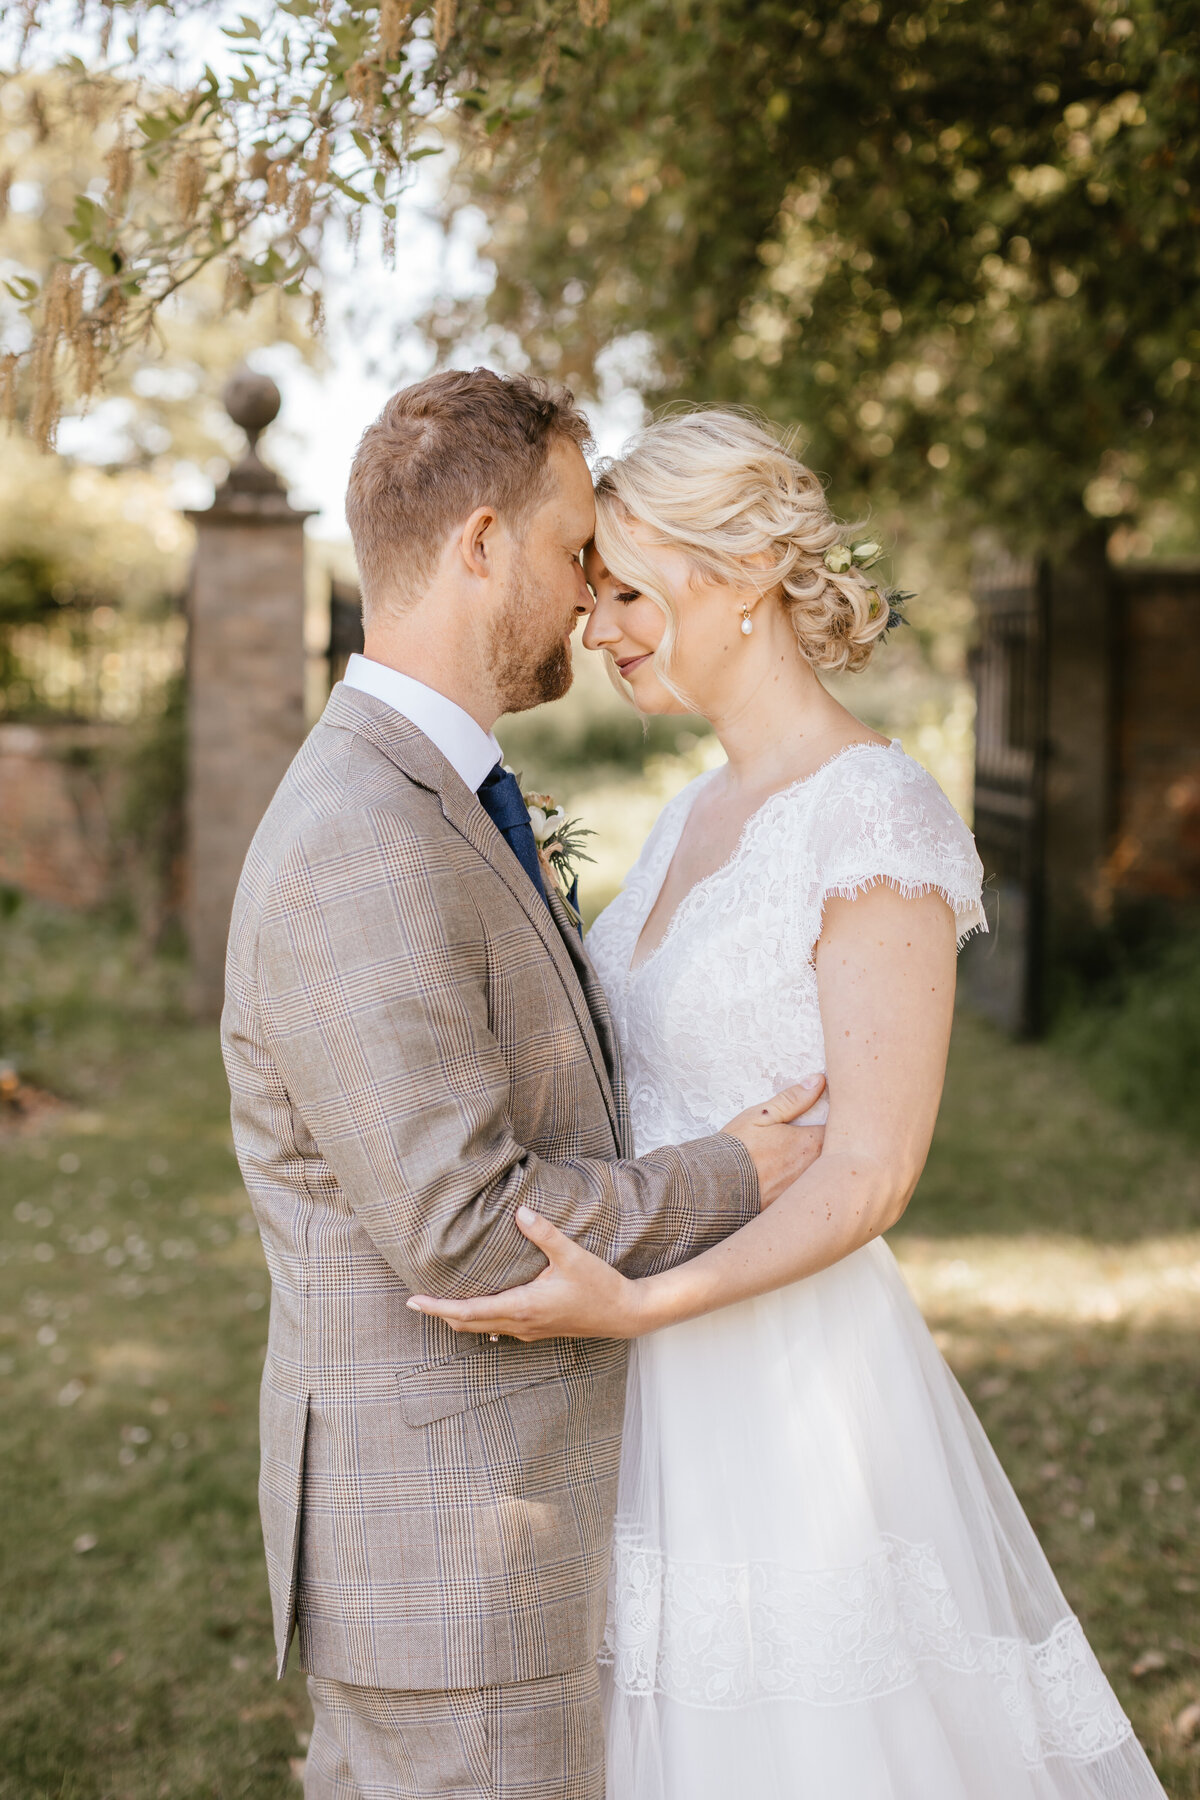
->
[407,1206,645,1341]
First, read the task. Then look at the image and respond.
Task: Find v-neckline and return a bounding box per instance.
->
[627,738,901,977]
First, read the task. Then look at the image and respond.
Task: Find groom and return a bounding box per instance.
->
[222,368,823,1799]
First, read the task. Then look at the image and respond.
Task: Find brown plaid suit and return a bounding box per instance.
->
[221,685,757,1781]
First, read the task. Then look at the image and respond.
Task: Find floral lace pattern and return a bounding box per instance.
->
[586,741,987,1156]
[598,1531,1133,1764]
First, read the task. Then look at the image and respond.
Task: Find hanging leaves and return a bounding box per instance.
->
[173,149,206,225]
[0,351,19,424]
[104,134,133,213]
[2,0,613,441]
[433,0,457,55]
[378,0,413,62]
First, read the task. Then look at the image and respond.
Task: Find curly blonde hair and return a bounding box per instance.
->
[593,409,889,682]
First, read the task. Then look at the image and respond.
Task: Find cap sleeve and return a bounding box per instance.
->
[806,746,987,949]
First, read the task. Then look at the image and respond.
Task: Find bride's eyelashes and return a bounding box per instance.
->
[616,589,641,605]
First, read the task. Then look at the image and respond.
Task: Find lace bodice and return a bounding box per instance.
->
[586,741,986,1155]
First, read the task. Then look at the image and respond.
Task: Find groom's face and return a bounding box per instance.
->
[490,440,596,715]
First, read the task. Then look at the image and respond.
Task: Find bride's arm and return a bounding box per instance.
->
[409,881,956,1340]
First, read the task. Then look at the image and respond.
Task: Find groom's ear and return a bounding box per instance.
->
[457,504,501,581]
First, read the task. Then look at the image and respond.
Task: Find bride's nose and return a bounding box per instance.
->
[582,595,621,652]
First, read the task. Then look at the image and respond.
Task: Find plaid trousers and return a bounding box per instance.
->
[304,1663,604,1800]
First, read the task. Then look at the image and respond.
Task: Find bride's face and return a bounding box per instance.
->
[582,524,751,717]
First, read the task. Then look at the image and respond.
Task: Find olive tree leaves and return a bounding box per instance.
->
[1,0,608,443]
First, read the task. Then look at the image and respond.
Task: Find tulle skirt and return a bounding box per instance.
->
[600,1238,1165,1799]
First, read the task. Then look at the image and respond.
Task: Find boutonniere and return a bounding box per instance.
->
[519,781,595,925]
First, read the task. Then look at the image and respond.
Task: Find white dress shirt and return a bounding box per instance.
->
[342,654,502,795]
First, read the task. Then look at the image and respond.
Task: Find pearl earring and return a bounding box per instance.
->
[740,604,753,636]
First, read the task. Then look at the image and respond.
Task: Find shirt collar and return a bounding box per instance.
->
[342,654,502,794]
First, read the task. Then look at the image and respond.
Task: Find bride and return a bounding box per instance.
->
[414,411,1166,1798]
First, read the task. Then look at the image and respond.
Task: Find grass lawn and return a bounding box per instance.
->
[2,905,1198,1799]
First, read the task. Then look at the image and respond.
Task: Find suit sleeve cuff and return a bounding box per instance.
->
[712,1129,760,1223]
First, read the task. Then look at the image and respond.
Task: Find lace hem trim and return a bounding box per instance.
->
[818,873,988,949]
[599,1532,1132,1766]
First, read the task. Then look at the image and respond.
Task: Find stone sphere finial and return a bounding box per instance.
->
[222,367,282,449]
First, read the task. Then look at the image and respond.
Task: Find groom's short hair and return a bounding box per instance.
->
[346,367,592,617]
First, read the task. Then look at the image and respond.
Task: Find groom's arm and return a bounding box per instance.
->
[249,805,760,1298]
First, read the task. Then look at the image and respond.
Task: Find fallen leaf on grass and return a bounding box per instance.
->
[1130,1649,1169,1678]
[73,1533,97,1554]
[289,1758,307,1783]
[1175,1701,1200,1745]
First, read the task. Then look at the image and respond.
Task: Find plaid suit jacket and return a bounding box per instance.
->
[221,684,759,1691]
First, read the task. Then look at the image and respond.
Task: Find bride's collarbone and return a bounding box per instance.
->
[632,788,765,967]
[633,731,893,967]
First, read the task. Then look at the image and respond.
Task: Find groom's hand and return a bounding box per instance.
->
[723,1076,826,1208]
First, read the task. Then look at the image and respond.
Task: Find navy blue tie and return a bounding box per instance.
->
[476,763,549,908]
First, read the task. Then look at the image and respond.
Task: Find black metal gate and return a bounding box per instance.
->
[962,550,1049,1037]
[327,576,365,688]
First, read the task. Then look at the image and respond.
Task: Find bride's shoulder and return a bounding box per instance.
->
[808,738,963,829]
[800,739,986,940]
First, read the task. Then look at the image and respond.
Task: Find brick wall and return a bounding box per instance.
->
[0,722,126,909]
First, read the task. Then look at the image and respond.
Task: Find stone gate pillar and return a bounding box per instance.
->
[185,369,314,1018]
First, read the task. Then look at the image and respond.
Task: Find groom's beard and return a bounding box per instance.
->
[490,568,575,715]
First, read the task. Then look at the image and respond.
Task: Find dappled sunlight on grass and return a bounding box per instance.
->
[897,1233,1200,1326]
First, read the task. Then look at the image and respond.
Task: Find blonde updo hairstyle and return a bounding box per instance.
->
[592,410,890,700]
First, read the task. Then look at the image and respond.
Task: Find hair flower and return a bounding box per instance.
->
[824,538,883,575]
[877,587,914,637]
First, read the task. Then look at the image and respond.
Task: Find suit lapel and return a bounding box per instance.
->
[544,884,624,1103]
[325,685,622,1146]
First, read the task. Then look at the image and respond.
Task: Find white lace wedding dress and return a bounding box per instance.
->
[585,741,1165,1800]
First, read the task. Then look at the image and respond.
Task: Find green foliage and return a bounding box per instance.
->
[1054,923,1200,1145]
[0,438,188,726]
[0,441,189,616]
[0,68,318,457]
[437,0,1200,542]
[2,1,599,426]
[0,548,61,624]
[0,893,187,1091]
[11,4,1196,539]
[115,672,187,947]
